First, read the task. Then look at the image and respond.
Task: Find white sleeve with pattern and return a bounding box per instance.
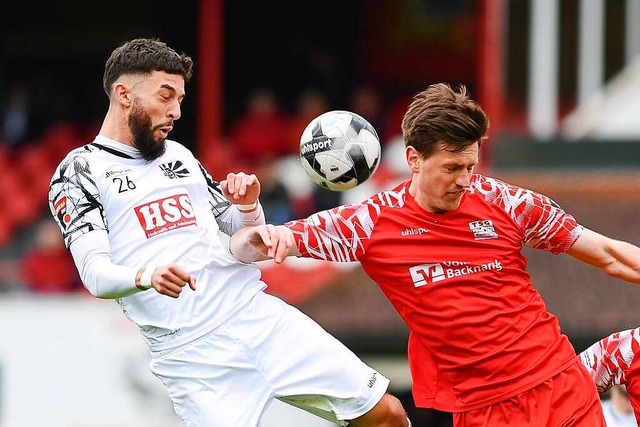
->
[69,230,142,299]
[218,202,266,234]
[197,161,266,234]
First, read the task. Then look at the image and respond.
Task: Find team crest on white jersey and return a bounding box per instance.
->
[468,219,498,240]
[53,196,71,228]
[134,193,196,238]
[159,161,190,179]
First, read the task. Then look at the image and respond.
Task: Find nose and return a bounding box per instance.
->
[168,101,181,121]
[456,169,472,187]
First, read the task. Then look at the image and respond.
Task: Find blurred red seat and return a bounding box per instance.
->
[0,211,15,247]
[42,122,82,162]
[18,143,56,182]
[0,171,40,229]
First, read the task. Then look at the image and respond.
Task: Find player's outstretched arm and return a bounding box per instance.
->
[229,225,300,264]
[567,227,640,284]
[70,231,196,299]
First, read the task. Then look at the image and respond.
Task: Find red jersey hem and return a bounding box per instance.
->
[413,354,580,412]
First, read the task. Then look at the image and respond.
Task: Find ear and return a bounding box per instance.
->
[405,146,420,173]
[113,82,132,106]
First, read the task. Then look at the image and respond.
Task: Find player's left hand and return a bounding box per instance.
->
[219,172,261,206]
[249,224,294,263]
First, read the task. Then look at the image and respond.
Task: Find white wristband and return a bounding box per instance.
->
[236,201,258,212]
[138,266,155,290]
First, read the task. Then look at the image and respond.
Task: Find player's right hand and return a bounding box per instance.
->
[150,264,197,298]
[219,172,261,206]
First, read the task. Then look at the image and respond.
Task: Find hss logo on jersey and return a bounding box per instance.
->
[134,193,196,238]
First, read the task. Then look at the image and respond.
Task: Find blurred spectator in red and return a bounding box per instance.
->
[20,218,82,294]
[227,88,291,170]
[285,88,329,155]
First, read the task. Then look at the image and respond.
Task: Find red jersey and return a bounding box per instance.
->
[285,175,583,412]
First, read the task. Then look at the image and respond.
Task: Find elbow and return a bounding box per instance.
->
[82,278,120,299]
[83,282,110,299]
[94,292,115,300]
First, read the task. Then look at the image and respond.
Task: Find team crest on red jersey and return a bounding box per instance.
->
[468,219,499,240]
[135,193,196,238]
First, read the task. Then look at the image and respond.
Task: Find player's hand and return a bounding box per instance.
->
[150,264,197,298]
[230,225,295,263]
[219,172,261,206]
[248,224,294,264]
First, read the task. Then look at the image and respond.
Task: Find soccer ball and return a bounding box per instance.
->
[299,110,381,191]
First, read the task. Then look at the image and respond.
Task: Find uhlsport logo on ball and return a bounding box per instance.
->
[299,110,381,191]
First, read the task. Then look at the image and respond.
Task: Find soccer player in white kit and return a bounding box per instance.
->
[47,38,410,427]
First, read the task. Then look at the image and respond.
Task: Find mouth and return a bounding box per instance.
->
[158,126,173,137]
[447,189,466,198]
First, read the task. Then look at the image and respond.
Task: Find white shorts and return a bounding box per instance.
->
[149,291,390,427]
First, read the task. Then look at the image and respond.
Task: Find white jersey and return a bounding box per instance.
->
[48,136,266,351]
[602,399,638,427]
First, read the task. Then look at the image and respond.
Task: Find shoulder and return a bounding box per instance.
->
[368,180,409,209]
[164,139,196,157]
[62,143,100,160]
[49,144,102,194]
[54,144,97,174]
[468,174,538,201]
[470,174,517,192]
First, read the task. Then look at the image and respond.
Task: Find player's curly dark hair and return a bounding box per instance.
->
[401,83,489,157]
[102,38,194,96]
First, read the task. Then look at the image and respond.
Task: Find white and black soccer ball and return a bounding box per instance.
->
[299,110,381,191]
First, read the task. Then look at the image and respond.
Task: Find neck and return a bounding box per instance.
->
[408,180,430,212]
[99,107,134,147]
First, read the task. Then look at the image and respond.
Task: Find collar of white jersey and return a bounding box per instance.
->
[92,135,152,159]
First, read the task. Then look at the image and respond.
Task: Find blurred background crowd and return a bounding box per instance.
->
[2,1,640,426]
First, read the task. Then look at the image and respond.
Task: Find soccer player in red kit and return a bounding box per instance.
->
[581,327,640,424]
[229,83,640,426]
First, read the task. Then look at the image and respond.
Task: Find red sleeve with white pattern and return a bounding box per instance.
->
[285,201,380,263]
[579,327,640,392]
[474,176,582,254]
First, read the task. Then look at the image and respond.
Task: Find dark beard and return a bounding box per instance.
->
[129,99,166,161]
